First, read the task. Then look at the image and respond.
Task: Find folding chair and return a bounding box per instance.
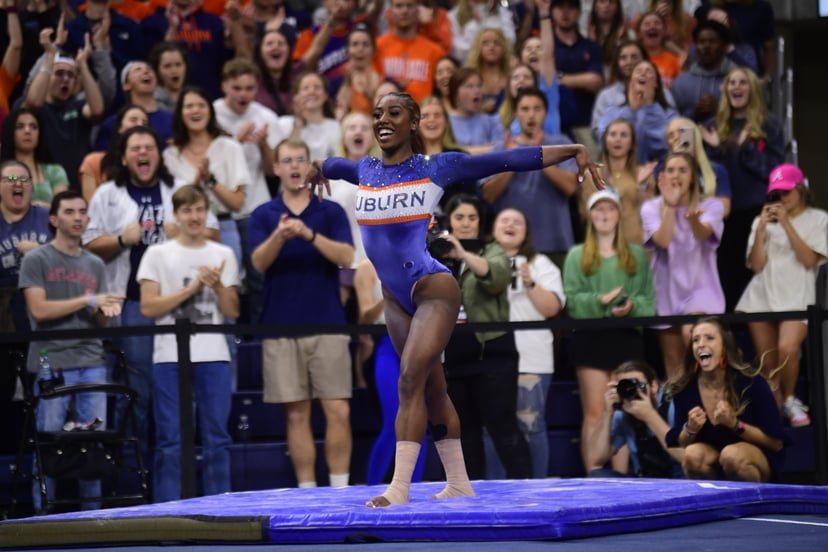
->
[7,348,149,516]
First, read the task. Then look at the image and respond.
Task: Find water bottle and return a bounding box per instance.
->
[38,350,50,373]
[237,414,250,443]
[37,349,62,395]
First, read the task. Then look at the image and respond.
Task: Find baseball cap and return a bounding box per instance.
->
[120,61,150,85]
[767,163,805,193]
[587,188,621,211]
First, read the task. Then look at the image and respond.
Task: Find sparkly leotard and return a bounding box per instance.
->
[323,148,544,314]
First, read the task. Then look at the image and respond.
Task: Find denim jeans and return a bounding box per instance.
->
[152,361,232,503]
[33,365,107,512]
[115,299,153,448]
[219,218,241,390]
[484,373,552,479]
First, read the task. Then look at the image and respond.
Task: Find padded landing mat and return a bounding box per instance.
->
[2,479,828,547]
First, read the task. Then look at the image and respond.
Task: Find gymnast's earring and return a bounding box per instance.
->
[694,361,700,373]
[720,355,727,370]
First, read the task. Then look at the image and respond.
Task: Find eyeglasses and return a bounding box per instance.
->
[279,156,308,165]
[1,175,31,184]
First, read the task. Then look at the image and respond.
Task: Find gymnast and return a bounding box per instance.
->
[317,92,603,508]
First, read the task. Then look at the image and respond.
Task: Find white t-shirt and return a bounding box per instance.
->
[324,179,365,267]
[136,239,240,364]
[213,100,291,218]
[162,136,251,217]
[279,116,341,161]
[508,253,566,375]
[736,207,828,313]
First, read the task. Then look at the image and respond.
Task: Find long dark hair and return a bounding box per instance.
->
[100,104,150,182]
[445,193,486,239]
[589,0,625,68]
[666,316,764,416]
[0,107,53,163]
[627,60,670,108]
[171,86,223,148]
[611,39,649,83]
[148,40,189,88]
[254,28,294,111]
[112,126,175,188]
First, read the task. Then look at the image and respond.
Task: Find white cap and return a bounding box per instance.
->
[587,188,621,211]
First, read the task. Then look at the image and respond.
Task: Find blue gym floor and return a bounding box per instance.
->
[2,478,827,550]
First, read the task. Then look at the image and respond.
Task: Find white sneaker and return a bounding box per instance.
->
[783,396,811,428]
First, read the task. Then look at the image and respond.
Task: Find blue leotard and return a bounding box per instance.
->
[323,148,544,314]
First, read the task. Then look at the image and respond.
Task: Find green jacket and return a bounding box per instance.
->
[458,241,512,343]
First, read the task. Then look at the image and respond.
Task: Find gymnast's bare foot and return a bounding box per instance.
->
[366,495,392,508]
[431,482,475,500]
[366,486,409,508]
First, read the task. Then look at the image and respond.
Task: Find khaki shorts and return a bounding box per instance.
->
[262,335,352,403]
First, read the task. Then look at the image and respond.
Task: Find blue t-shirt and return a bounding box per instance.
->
[509,74,562,138]
[248,196,353,332]
[0,206,51,287]
[487,136,577,254]
[449,113,505,149]
[126,183,164,300]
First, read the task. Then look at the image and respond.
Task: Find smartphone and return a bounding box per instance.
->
[765,190,782,204]
[612,293,629,308]
[676,126,694,152]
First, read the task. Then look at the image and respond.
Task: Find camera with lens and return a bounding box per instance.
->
[615,378,648,402]
[427,215,453,258]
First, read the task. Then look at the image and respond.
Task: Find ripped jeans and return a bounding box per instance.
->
[484,373,552,479]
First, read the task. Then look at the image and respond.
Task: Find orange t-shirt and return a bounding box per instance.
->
[0,66,21,116]
[384,8,451,56]
[372,33,444,103]
[79,152,107,189]
[108,0,163,21]
[649,49,681,89]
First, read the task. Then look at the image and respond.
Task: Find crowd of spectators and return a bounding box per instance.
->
[0,0,814,505]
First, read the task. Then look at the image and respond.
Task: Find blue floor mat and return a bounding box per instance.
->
[2,479,828,547]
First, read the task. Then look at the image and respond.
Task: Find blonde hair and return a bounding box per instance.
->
[669,117,717,198]
[716,67,768,143]
[419,96,464,151]
[335,111,381,158]
[581,198,638,276]
[465,27,512,77]
[455,0,474,30]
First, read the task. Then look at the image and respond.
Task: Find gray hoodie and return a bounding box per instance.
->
[670,58,737,121]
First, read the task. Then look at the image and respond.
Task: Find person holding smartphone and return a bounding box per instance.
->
[563,187,655,473]
[735,164,828,427]
[654,117,732,217]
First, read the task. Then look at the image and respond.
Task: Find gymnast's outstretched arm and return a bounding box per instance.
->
[321,158,360,184]
[436,144,603,189]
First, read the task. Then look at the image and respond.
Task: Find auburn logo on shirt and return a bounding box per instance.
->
[355,179,442,225]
